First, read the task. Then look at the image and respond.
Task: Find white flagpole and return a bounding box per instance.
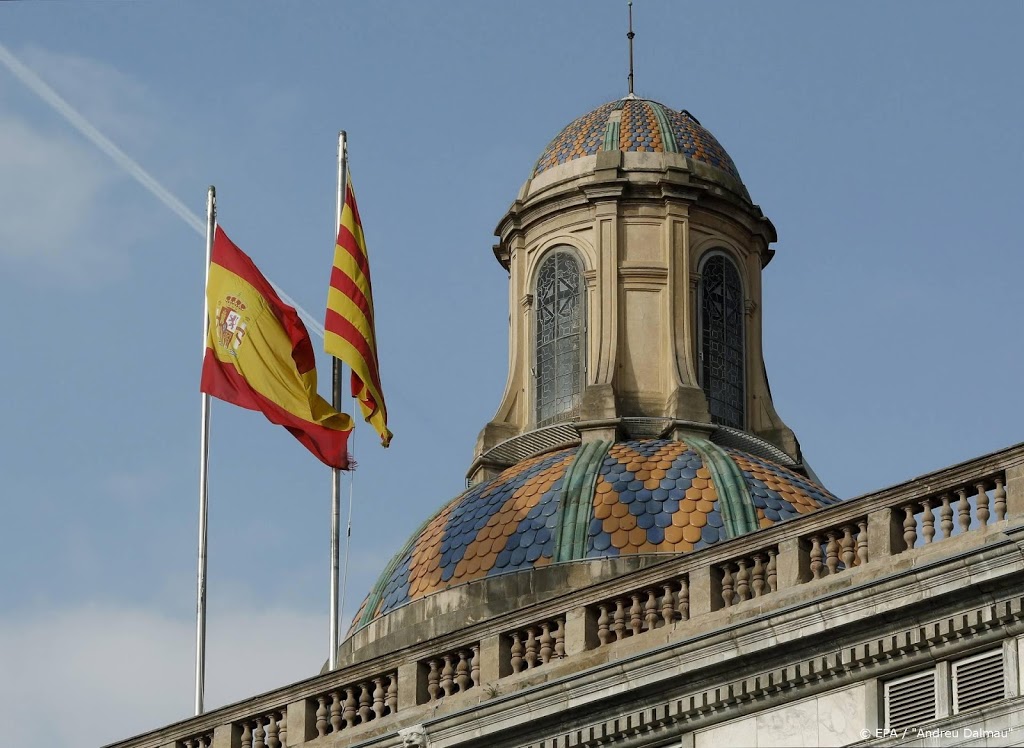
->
[329,132,348,670]
[195,185,216,714]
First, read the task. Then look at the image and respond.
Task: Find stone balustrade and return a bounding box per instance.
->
[505,616,566,672]
[591,576,689,646]
[107,445,1024,748]
[310,672,397,737]
[421,646,478,702]
[894,475,1006,551]
[717,547,777,608]
[804,518,867,581]
[240,710,286,748]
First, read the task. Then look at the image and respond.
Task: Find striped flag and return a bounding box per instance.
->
[325,172,392,447]
[201,226,353,468]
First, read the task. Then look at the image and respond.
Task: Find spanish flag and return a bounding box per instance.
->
[201,227,353,469]
[325,173,392,446]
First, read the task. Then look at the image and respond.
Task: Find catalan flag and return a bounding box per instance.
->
[201,227,353,468]
[325,173,392,446]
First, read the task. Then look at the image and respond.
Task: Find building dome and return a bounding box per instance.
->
[352,438,838,628]
[532,97,742,181]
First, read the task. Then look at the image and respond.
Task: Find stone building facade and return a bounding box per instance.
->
[108,96,1024,748]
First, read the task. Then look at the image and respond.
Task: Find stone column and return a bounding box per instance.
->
[867,507,901,558]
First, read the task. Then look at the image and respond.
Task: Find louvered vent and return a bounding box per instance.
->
[953,650,1004,714]
[885,670,937,730]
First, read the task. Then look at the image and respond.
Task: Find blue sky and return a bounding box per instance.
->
[1,2,1021,745]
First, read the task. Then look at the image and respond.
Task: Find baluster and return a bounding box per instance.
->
[441,653,456,694]
[957,488,971,534]
[456,649,472,690]
[373,677,386,718]
[329,691,343,733]
[720,563,735,607]
[976,482,990,527]
[735,558,750,601]
[316,695,329,737]
[241,723,253,748]
[265,712,280,748]
[857,520,869,565]
[810,536,823,580]
[674,576,689,619]
[358,681,373,723]
[644,588,659,630]
[824,531,839,575]
[766,550,777,592]
[940,494,954,538]
[840,526,855,570]
[612,599,627,640]
[751,553,766,597]
[253,718,266,748]
[902,505,917,549]
[524,627,539,668]
[994,477,1007,521]
[554,619,566,659]
[471,644,482,684]
[427,658,442,700]
[659,582,675,624]
[278,712,286,747]
[597,603,610,645]
[386,672,399,714]
[509,633,524,673]
[629,593,643,635]
[343,686,357,727]
[539,622,553,663]
[921,499,935,544]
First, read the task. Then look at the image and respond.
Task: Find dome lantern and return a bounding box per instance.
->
[473,97,802,486]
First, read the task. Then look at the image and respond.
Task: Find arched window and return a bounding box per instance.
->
[700,253,745,429]
[535,250,584,426]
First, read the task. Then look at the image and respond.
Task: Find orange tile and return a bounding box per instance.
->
[692,477,708,489]
[691,512,707,529]
[672,512,690,528]
[664,525,684,544]
[696,499,714,513]
[628,527,647,546]
[594,503,612,520]
[682,525,702,544]
[685,487,701,500]
[619,513,638,532]
[611,501,629,518]
[611,528,631,549]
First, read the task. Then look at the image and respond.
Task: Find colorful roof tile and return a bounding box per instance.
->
[532,98,741,180]
[355,439,839,629]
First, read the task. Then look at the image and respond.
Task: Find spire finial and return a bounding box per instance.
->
[627,1,635,96]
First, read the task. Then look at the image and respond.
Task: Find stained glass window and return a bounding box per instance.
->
[535,250,583,426]
[700,254,745,429]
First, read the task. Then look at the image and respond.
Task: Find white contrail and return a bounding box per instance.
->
[0,42,325,339]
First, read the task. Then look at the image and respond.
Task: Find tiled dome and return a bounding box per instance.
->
[532,97,742,180]
[352,439,838,628]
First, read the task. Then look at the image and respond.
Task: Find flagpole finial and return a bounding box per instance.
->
[627,1,635,96]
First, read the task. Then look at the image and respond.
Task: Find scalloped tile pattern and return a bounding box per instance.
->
[532,98,741,180]
[360,440,838,623]
[662,106,741,179]
[727,448,841,528]
[532,101,616,175]
[619,99,664,153]
[371,448,574,618]
[587,440,726,556]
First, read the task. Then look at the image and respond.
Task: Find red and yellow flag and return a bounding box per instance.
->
[201,227,353,469]
[325,173,392,446]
